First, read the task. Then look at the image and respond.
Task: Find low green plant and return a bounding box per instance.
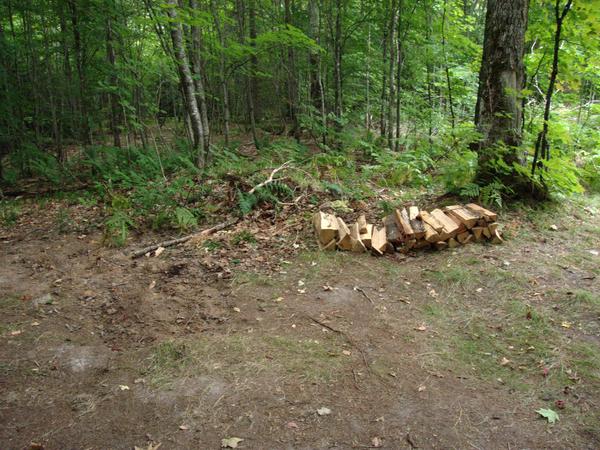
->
[231,230,256,245]
[174,207,197,231]
[55,207,73,234]
[0,200,20,226]
[103,194,134,247]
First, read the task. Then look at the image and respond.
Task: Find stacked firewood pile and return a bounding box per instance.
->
[313,203,502,255]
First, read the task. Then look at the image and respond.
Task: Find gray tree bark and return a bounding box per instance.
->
[474,0,528,171]
[166,0,206,167]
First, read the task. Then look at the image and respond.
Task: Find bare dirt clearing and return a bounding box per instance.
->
[1,197,599,449]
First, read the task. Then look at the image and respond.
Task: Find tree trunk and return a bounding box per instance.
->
[106,14,121,148]
[235,0,259,149]
[333,0,343,123]
[474,0,528,181]
[189,0,211,162]
[209,0,230,145]
[166,0,205,167]
[386,0,398,148]
[531,0,572,184]
[68,0,92,145]
[284,0,299,137]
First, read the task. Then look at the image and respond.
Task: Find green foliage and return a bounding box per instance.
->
[174,207,197,231]
[440,150,478,193]
[55,207,74,234]
[231,230,256,245]
[237,180,293,216]
[103,194,134,247]
[0,200,20,227]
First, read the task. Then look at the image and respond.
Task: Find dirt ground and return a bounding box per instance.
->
[1,196,599,449]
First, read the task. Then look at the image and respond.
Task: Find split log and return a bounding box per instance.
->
[419,210,444,233]
[313,211,338,245]
[434,241,448,251]
[482,226,492,239]
[360,224,373,249]
[371,225,388,256]
[443,205,462,212]
[409,217,426,240]
[430,209,459,240]
[394,208,414,239]
[350,223,367,253]
[447,238,459,248]
[448,214,467,233]
[357,214,368,234]
[457,231,472,245]
[408,206,420,221]
[414,240,431,249]
[447,207,478,229]
[131,217,239,258]
[424,223,440,243]
[471,226,484,241]
[320,238,337,251]
[491,229,504,244]
[336,217,353,251]
[384,214,403,247]
[466,203,497,222]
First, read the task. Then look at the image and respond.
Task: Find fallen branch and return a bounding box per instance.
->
[130,217,239,259]
[247,160,292,195]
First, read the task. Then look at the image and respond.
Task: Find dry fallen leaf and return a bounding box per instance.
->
[371,437,383,448]
[221,437,243,448]
[10,330,23,336]
[179,425,189,431]
[154,246,165,257]
[297,289,306,294]
[274,297,284,303]
[342,350,351,356]
[428,289,438,298]
[500,357,511,366]
[415,325,427,332]
[233,307,241,313]
[561,321,572,329]
[286,421,299,429]
[118,384,130,391]
[149,280,156,290]
[417,384,426,392]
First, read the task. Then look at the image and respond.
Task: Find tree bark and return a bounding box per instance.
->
[106,13,121,148]
[166,0,205,167]
[474,0,529,179]
[209,0,231,145]
[189,0,211,162]
[68,0,92,145]
[284,0,299,137]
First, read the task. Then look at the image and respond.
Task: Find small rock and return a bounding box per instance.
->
[317,407,331,416]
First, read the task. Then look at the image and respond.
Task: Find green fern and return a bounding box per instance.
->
[174,207,197,231]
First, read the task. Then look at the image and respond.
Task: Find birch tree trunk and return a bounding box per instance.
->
[166,0,205,167]
[189,0,210,162]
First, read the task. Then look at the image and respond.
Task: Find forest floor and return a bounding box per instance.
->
[1,193,599,449]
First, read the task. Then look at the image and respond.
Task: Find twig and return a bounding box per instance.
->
[247,160,293,195]
[353,286,375,305]
[130,217,239,258]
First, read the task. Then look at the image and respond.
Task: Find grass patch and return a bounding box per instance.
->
[145,333,349,387]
